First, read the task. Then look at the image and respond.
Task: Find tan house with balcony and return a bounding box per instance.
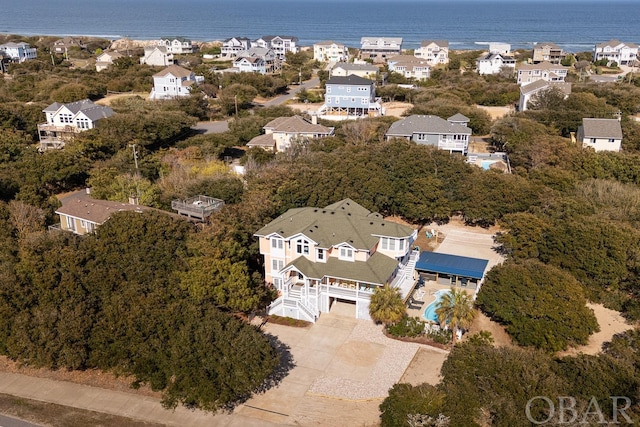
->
[516,61,569,85]
[255,199,419,322]
[248,115,334,152]
[532,42,567,64]
[38,99,114,150]
[414,40,449,66]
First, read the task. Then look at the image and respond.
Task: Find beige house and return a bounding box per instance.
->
[313,41,349,63]
[95,51,123,72]
[516,61,569,85]
[387,55,431,80]
[532,42,567,64]
[577,118,623,152]
[140,46,174,66]
[53,191,151,236]
[247,115,334,152]
[330,62,379,79]
[255,199,419,321]
[414,40,449,65]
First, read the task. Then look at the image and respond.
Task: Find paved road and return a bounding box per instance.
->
[0,414,41,427]
[259,77,320,107]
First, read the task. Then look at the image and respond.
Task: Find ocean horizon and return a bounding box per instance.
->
[1,0,639,52]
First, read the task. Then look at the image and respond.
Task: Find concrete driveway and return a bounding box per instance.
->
[234,306,426,426]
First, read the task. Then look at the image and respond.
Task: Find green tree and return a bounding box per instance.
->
[369,285,405,326]
[435,288,476,344]
[379,383,446,427]
[476,260,599,351]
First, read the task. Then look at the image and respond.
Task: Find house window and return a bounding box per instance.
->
[271,238,284,250]
[399,239,405,251]
[65,216,75,231]
[317,248,324,261]
[80,220,87,229]
[590,138,597,143]
[339,247,354,261]
[361,98,368,105]
[326,86,331,93]
[346,87,351,93]
[272,259,284,272]
[296,239,310,255]
[416,133,427,141]
[388,238,396,250]
[608,138,616,143]
[351,98,355,103]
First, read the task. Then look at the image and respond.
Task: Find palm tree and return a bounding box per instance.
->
[435,288,476,344]
[369,285,405,326]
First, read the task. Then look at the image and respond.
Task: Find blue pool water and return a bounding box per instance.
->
[481,160,494,170]
[423,289,451,323]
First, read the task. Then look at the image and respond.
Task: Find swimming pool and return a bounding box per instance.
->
[423,289,451,322]
[481,160,494,170]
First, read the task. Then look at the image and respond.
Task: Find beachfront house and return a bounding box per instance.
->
[157,37,194,54]
[577,118,623,152]
[255,198,419,322]
[234,47,278,74]
[38,99,114,151]
[387,55,432,80]
[253,36,299,60]
[313,41,349,63]
[53,37,85,55]
[149,65,204,100]
[593,40,639,66]
[414,40,449,66]
[519,81,572,112]
[221,37,251,57]
[330,62,379,80]
[140,46,174,66]
[476,52,516,75]
[95,51,123,72]
[360,37,403,63]
[385,114,472,154]
[516,62,569,85]
[0,42,37,62]
[317,75,384,120]
[247,115,335,152]
[532,42,567,64]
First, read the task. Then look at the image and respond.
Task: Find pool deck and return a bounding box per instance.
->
[406,281,475,322]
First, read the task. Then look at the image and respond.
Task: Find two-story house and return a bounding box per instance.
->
[53,37,85,55]
[414,40,449,66]
[385,114,472,154]
[140,46,175,66]
[577,118,623,152]
[313,41,349,63]
[149,65,204,100]
[516,61,569,85]
[253,35,298,60]
[360,37,403,63]
[221,37,251,57]
[387,55,431,80]
[255,198,418,321]
[0,42,37,62]
[157,37,194,54]
[95,51,123,72]
[476,52,516,75]
[532,42,567,64]
[38,99,114,150]
[247,115,335,152]
[594,39,639,66]
[234,47,278,73]
[519,80,572,112]
[318,75,383,119]
[330,62,379,80]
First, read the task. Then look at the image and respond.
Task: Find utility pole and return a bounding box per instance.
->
[128,143,139,170]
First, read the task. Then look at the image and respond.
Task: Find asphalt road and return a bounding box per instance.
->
[193,76,321,134]
[0,414,42,427]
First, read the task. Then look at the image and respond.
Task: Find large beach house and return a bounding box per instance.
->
[255,199,418,322]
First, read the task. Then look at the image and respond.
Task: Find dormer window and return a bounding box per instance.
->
[381,237,396,251]
[339,247,354,261]
[271,238,284,250]
[317,248,325,261]
[296,239,310,255]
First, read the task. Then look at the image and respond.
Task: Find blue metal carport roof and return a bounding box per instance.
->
[415,252,489,280]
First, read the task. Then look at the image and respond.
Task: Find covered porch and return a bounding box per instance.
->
[415,251,488,292]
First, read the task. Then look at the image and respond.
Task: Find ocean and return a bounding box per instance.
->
[1,0,639,52]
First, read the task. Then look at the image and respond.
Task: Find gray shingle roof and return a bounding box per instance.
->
[386,115,472,138]
[247,133,276,148]
[326,75,374,86]
[332,62,378,72]
[254,199,414,250]
[420,40,449,48]
[288,251,399,285]
[263,116,334,135]
[56,195,151,224]
[520,80,572,96]
[43,99,114,121]
[581,118,623,139]
[153,64,194,78]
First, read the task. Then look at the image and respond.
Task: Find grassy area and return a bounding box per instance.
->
[0,393,164,427]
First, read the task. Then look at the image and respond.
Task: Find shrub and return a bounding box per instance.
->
[387,316,425,338]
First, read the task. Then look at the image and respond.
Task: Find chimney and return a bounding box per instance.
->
[128,195,139,205]
[85,187,91,195]
[311,113,318,125]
